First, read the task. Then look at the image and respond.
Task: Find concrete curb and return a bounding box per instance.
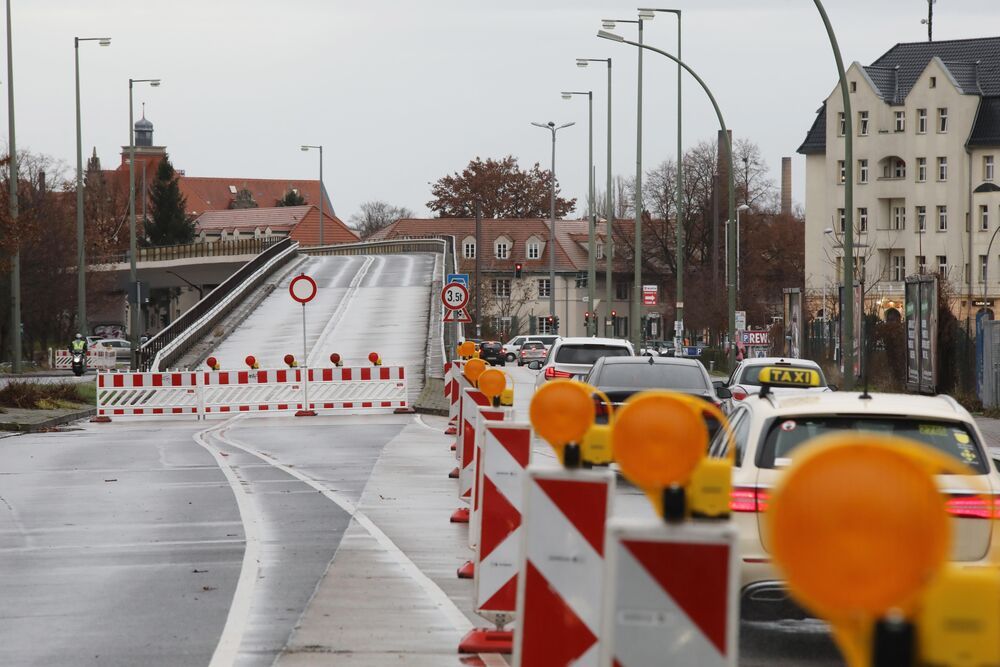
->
[414,377,449,416]
[0,407,96,433]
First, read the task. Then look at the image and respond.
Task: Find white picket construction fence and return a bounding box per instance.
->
[54,348,117,370]
[95,366,408,420]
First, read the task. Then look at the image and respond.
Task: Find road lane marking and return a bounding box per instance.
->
[212,416,475,635]
[307,255,376,367]
[192,420,262,667]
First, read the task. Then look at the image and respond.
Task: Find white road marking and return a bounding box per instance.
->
[192,420,263,667]
[306,255,376,367]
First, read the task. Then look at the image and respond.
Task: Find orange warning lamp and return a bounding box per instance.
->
[458,341,475,358]
[206,356,220,370]
[478,368,506,407]
[529,380,594,467]
[368,352,382,366]
[768,434,953,667]
[463,358,487,385]
[329,353,342,367]
[244,355,258,369]
[283,354,297,368]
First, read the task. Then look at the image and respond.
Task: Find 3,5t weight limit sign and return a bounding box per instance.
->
[441,282,470,311]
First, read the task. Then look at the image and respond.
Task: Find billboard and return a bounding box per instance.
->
[905,275,938,394]
[642,284,658,306]
[782,288,803,358]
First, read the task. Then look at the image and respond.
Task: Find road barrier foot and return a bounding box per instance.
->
[450,507,470,523]
[448,467,460,479]
[90,415,112,423]
[450,443,457,451]
[294,410,318,417]
[457,560,474,579]
[458,629,513,654]
[445,426,457,435]
[393,406,415,414]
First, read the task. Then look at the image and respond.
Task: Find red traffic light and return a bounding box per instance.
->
[611,310,617,318]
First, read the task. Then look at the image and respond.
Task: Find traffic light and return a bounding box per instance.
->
[584,311,591,328]
[553,316,560,333]
[515,263,523,278]
[611,309,618,331]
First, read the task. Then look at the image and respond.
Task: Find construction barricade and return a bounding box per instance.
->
[94,364,408,420]
[54,348,117,370]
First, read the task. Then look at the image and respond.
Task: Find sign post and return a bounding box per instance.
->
[289,273,318,417]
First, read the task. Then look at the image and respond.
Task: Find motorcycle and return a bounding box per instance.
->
[71,351,86,377]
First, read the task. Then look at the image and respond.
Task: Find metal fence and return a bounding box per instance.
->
[94,238,282,266]
[980,321,1000,408]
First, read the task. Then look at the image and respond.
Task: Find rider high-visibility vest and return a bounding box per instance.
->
[71,340,86,353]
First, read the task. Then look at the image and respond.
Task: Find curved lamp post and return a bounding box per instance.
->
[597,29,737,363]
[300,145,325,246]
[531,121,575,326]
[561,90,595,334]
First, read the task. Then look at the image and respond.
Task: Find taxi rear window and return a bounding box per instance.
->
[758,416,987,473]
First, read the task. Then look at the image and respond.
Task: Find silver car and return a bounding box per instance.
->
[533,337,634,389]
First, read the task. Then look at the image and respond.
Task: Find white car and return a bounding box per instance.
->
[533,337,633,389]
[503,334,560,362]
[709,372,999,621]
[95,338,132,363]
[721,357,831,413]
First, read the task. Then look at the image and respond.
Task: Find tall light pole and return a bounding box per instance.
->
[531,121,575,326]
[561,90,595,335]
[129,77,161,367]
[74,36,111,337]
[300,145,324,246]
[598,29,736,362]
[736,203,750,299]
[577,57,613,336]
[6,0,20,372]
[640,7,683,347]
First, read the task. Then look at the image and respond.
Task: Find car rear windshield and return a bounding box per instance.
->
[740,364,826,387]
[522,342,545,350]
[555,344,631,365]
[594,363,708,391]
[758,416,987,473]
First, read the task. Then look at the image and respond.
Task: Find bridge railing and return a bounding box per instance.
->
[137,238,298,371]
[301,237,450,257]
[93,237,283,266]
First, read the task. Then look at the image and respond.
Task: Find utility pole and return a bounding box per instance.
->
[6,0,21,373]
[474,199,482,338]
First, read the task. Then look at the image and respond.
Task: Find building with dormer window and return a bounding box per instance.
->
[799,37,1000,319]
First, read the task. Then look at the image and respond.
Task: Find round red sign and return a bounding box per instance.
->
[289,274,318,304]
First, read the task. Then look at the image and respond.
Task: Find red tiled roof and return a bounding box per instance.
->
[178,177,334,216]
[193,205,358,245]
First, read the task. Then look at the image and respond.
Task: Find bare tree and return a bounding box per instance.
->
[349,200,414,239]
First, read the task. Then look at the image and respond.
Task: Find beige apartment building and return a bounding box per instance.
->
[799,37,1000,321]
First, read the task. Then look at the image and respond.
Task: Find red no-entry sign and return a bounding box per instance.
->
[289,274,318,304]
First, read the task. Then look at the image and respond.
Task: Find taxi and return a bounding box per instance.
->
[708,367,1000,620]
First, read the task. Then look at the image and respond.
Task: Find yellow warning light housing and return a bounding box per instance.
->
[581,423,613,465]
[529,380,594,467]
[463,358,487,384]
[758,366,821,388]
[500,387,514,406]
[688,457,733,519]
[918,565,1000,665]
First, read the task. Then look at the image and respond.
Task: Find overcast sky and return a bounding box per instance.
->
[5,1,998,221]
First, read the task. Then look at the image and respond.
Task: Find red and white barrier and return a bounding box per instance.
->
[54,348,117,370]
[446,360,465,435]
[459,387,492,503]
[94,365,408,420]
[469,405,509,550]
[96,371,201,419]
[600,521,739,667]
[513,468,615,667]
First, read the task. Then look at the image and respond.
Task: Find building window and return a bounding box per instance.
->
[838,112,846,136]
[892,254,906,282]
[916,206,927,232]
[463,240,476,259]
[858,207,868,232]
[937,255,947,278]
[917,157,927,182]
[858,159,869,183]
[986,155,995,181]
[937,205,948,231]
[892,206,906,230]
[893,158,906,179]
[536,316,554,335]
[850,81,857,93]
[837,160,846,184]
[596,242,605,260]
[838,208,846,233]
[858,110,869,136]
[937,108,948,133]
[615,281,629,300]
[981,255,989,284]
[917,108,928,134]
[917,255,927,274]
[981,205,990,231]
[492,278,511,298]
[895,110,905,132]
[930,76,937,88]
[937,157,948,181]
[536,278,551,298]
[495,240,510,259]
[527,240,540,259]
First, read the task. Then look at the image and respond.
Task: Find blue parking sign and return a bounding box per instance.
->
[447,273,469,286]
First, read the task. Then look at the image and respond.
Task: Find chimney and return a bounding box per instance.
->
[781,157,792,215]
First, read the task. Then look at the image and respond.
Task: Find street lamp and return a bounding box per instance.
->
[75,36,111,338]
[639,7,684,348]
[6,0,20,372]
[736,203,750,297]
[129,77,161,367]
[165,270,204,301]
[561,90,595,335]
[602,16,644,348]
[300,145,325,246]
[531,121,575,326]
[577,57,613,336]
[597,29,737,364]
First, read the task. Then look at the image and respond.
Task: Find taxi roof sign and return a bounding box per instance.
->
[758,366,821,389]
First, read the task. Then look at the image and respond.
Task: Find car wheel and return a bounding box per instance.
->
[506,353,516,362]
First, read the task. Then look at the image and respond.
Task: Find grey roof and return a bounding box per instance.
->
[134,117,153,130]
[799,37,1000,154]
[969,96,1000,147]
[797,103,827,155]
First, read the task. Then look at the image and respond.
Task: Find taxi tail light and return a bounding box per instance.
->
[730,486,769,513]
[544,366,573,380]
[946,494,998,520]
[733,388,748,401]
